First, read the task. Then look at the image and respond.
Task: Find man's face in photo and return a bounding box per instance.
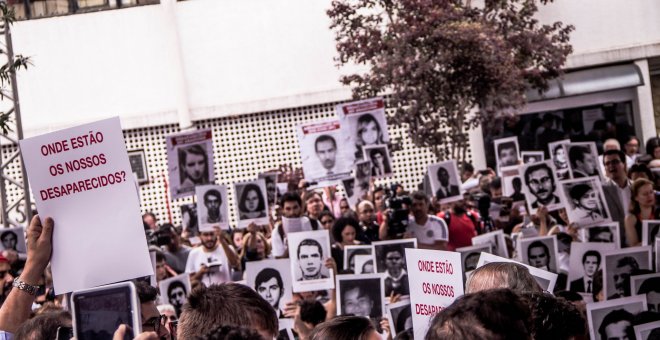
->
[613,264,634,296]
[183,151,206,182]
[499,147,517,166]
[299,244,322,279]
[583,255,599,277]
[371,151,384,166]
[169,286,186,309]
[385,250,404,273]
[603,320,632,340]
[343,287,374,317]
[257,277,282,309]
[1,233,16,250]
[592,230,613,243]
[316,140,337,170]
[437,168,450,187]
[576,152,596,175]
[205,194,221,214]
[647,291,660,312]
[528,245,549,268]
[527,168,554,202]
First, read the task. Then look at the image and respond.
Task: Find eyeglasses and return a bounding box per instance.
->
[142,314,167,334]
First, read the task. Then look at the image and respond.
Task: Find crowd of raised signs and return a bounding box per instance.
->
[1,98,660,339]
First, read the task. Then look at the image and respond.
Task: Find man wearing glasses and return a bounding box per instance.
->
[135,280,172,340]
[524,163,560,209]
[603,150,631,211]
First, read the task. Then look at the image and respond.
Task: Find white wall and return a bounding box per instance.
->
[8,0,660,137]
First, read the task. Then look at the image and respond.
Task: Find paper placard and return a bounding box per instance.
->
[405,248,464,340]
[19,117,153,294]
[159,273,191,317]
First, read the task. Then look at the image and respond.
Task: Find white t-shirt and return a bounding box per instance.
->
[406,215,449,245]
[185,246,231,286]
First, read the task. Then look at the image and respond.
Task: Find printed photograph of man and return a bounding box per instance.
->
[521,151,544,164]
[570,250,601,293]
[338,277,383,320]
[364,145,392,178]
[637,277,660,312]
[196,185,228,231]
[167,280,187,317]
[495,138,519,168]
[315,134,338,176]
[379,244,410,296]
[548,140,570,180]
[259,173,279,207]
[254,268,285,317]
[568,144,599,178]
[587,296,646,340]
[430,162,461,202]
[604,253,647,300]
[598,309,634,340]
[526,241,551,271]
[178,144,210,187]
[522,161,561,211]
[296,239,327,281]
[587,226,615,243]
[0,230,17,252]
[520,236,558,273]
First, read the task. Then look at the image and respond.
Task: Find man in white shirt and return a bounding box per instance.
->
[272,193,319,258]
[185,229,238,287]
[603,149,632,212]
[406,191,448,250]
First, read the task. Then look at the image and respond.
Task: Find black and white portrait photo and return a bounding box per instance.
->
[518,235,559,273]
[560,177,611,226]
[343,245,372,273]
[166,129,215,199]
[428,160,462,204]
[341,177,361,210]
[336,97,390,162]
[502,174,526,203]
[353,255,374,275]
[580,223,621,248]
[258,172,279,208]
[0,227,26,253]
[288,229,334,292]
[196,184,229,231]
[603,246,652,300]
[634,320,660,340]
[567,142,603,180]
[587,295,646,340]
[372,239,417,297]
[336,274,385,320]
[297,120,352,186]
[641,220,660,246]
[354,160,372,194]
[234,180,269,229]
[494,136,520,170]
[159,274,191,317]
[386,301,412,337]
[630,273,660,313]
[363,145,393,179]
[566,242,615,295]
[520,160,563,214]
[548,139,571,180]
[180,203,199,236]
[472,230,509,259]
[521,151,544,164]
[246,258,293,318]
[456,244,493,273]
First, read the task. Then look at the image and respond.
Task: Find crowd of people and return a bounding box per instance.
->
[1,135,660,340]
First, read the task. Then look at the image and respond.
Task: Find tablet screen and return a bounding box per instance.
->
[73,286,135,340]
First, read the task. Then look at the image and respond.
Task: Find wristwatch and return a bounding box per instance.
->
[12,277,39,296]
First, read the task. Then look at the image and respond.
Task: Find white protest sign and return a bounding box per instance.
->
[405,248,463,340]
[19,117,153,294]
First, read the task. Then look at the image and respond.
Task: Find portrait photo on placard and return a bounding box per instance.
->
[288,229,334,292]
[196,184,229,231]
[159,274,191,317]
[641,220,660,246]
[372,239,417,297]
[343,245,373,273]
[258,172,279,208]
[246,258,293,319]
[180,203,199,236]
[520,160,563,214]
[336,274,385,320]
[353,255,375,274]
[630,273,660,313]
[476,252,558,292]
[234,180,269,228]
[386,300,412,337]
[0,227,26,253]
[521,151,544,164]
[363,145,393,179]
[518,235,559,273]
[560,177,611,226]
[548,139,571,180]
[503,174,526,203]
[566,142,603,179]
[354,159,372,194]
[278,319,295,340]
[471,229,509,259]
[297,120,352,186]
[566,242,615,294]
[456,244,492,273]
[494,136,520,169]
[603,246,652,300]
[166,129,214,199]
[428,160,462,203]
[587,295,647,340]
[634,320,660,340]
[336,97,390,162]
[580,223,621,248]
[341,177,360,209]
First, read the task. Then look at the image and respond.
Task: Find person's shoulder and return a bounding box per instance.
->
[427,215,448,228]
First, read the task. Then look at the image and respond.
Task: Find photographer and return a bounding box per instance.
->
[159,224,190,274]
[380,191,448,250]
[437,199,478,251]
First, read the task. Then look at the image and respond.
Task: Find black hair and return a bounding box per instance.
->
[598,309,634,340]
[134,280,159,303]
[254,268,283,292]
[299,299,327,326]
[582,250,601,266]
[279,191,302,207]
[637,277,660,294]
[603,149,627,165]
[524,163,553,187]
[521,292,585,340]
[168,280,188,299]
[297,238,323,259]
[332,217,360,243]
[315,134,336,152]
[238,183,266,213]
[203,189,222,205]
[569,145,590,167]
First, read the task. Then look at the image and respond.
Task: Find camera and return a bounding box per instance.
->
[385,187,412,238]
